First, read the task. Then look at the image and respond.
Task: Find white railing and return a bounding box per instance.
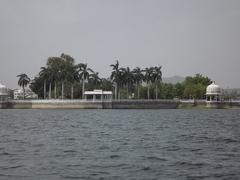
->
[3,99,240,104]
[7,99,112,104]
[1,99,179,104]
[180,99,195,103]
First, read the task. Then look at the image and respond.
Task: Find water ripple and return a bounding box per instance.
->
[0,109,240,179]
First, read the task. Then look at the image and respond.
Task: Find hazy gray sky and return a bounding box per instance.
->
[0,0,240,89]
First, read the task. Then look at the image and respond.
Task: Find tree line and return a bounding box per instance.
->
[17,53,212,100]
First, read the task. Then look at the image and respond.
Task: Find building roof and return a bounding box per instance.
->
[0,82,8,96]
[84,89,112,95]
[0,83,6,89]
[206,82,222,95]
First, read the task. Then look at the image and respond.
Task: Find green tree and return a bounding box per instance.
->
[119,67,133,99]
[144,67,154,99]
[183,74,211,99]
[152,66,162,99]
[89,71,102,90]
[39,67,47,99]
[132,67,144,99]
[160,83,175,99]
[61,54,77,99]
[46,57,62,98]
[30,76,44,98]
[39,67,52,99]
[77,63,93,99]
[101,78,113,91]
[110,60,121,99]
[174,83,184,98]
[66,65,79,99]
[17,73,31,100]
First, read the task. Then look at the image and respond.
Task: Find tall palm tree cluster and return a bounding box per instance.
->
[30,53,102,99]
[110,60,162,100]
[18,54,162,100]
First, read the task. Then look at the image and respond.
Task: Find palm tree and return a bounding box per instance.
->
[144,67,154,99]
[66,65,79,99]
[44,68,54,99]
[46,57,62,99]
[49,68,58,99]
[77,63,93,99]
[47,68,58,99]
[60,53,76,99]
[89,71,102,89]
[39,67,55,99]
[110,60,120,99]
[17,73,31,100]
[39,67,48,99]
[119,67,133,99]
[100,78,112,91]
[132,67,144,99]
[152,66,162,99]
[58,61,68,99]
[118,70,125,99]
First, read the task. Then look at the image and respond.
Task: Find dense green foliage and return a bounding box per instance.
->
[156,74,211,99]
[29,53,211,100]
[30,53,99,99]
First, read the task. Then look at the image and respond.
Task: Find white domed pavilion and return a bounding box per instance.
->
[206,82,223,108]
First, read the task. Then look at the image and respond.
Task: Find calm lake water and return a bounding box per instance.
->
[0,109,240,180]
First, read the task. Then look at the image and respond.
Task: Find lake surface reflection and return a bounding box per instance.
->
[0,109,240,180]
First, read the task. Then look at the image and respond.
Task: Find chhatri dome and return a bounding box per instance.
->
[206,82,222,95]
[206,82,223,107]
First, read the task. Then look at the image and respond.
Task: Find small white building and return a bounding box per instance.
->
[84,89,112,101]
[206,82,223,108]
[14,89,23,100]
[14,89,38,100]
[0,83,8,101]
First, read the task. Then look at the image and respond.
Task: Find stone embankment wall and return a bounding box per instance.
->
[178,100,206,109]
[31,101,105,109]
[0,100,110,109]
[0,101,32,109]
[1,99,239,109]
[0,100,178,109]
[179,100,240,109]
[112,100,179,109]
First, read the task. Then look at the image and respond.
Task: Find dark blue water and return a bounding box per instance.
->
[0,109,240,180]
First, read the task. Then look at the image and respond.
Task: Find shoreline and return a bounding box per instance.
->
[1,99,240,109]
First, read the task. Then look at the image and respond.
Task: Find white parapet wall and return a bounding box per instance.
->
[2,99,112,109]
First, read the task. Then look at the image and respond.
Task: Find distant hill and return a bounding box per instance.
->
[162,76,185,84]
[224,88,240,95]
